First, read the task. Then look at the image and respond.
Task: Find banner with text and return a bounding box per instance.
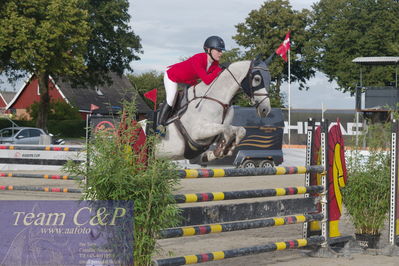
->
[0,200,134,266]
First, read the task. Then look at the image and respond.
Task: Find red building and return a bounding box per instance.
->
[6,73,150,120]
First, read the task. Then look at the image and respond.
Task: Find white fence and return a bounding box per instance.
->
[0,144,85,171]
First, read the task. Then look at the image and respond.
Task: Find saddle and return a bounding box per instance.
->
[160,87,215,159]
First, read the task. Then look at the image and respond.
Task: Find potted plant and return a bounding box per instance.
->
[343,122,391,249]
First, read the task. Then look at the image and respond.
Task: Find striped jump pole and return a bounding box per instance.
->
[0,145,83,151]
[160,213,323,239]
[177,165,324,178]
[0,172,84,180]
[0,185,82,193]
[154,236,325,266]
[174,185,323,203]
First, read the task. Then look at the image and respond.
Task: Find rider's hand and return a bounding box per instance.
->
[219,62,231,69]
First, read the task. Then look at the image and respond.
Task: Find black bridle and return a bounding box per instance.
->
[225,60,270,108]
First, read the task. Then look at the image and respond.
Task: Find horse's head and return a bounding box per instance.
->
[241,57,271,118]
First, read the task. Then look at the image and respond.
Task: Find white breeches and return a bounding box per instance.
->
[164,71,178,106]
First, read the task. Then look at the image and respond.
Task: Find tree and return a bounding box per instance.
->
[0,0,142,131]
[307,0,399,94]
[73,0,142,86]
[0,0,90,131]
[233,0,314,106]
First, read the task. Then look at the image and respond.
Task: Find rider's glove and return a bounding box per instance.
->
[219,62,231,69]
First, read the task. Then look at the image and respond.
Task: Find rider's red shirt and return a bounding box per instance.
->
[166,53,222,86]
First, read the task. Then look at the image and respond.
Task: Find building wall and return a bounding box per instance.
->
[12,78,64,109]
[0,97,6,109]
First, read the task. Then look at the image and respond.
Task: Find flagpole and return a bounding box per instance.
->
[288,49,291,145]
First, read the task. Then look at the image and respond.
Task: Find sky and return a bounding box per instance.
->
[128,0,356,110]
[0,0,356,110]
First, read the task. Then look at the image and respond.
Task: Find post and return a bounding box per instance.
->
[320,119,329,246]
[356,69,363,147]
[303,118,314,238]
[288,49,291,145]
[85,112,91,186]
[390,120,398,246]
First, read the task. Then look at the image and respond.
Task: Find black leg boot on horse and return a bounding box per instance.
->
[156,103,172,136]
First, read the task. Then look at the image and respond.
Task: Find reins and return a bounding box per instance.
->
[190,63,270,123]
[172,61,270,156]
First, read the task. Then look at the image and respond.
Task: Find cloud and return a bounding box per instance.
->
[128,0,355,109]
[129,0,267,72]
[281,72,355,109]
[2,0,354,109]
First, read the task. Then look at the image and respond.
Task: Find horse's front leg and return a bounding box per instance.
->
[191,123,246,161]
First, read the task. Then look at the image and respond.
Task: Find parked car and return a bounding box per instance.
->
[0,127,64,145]
[190,107,284,168]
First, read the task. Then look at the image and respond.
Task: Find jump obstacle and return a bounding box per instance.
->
[0,119,351,264]
[0,144,84,169]
[154,119,351,266]
[5,118,399,262]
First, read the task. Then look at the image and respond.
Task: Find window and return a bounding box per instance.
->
[0,128,19,137]
[95,86,104,96]
[18,129,29,138]
[29,129,42,137]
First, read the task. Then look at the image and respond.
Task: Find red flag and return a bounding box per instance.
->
[144,88,157,103]
[275,32,291,62]
[90,104,100,111]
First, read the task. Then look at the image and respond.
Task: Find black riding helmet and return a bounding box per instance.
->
[203,36,225,52]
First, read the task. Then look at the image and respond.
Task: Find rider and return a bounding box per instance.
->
[157,35,225,132]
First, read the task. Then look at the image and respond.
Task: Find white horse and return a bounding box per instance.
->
[156,57,272,161]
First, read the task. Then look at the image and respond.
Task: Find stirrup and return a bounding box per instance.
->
[155,125,166,137]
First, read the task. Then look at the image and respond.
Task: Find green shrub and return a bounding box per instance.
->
[27,100,82,120]
[47,119,86,138]
[64,100,180,266]
[0,119,35,129]
[343,122,391,235]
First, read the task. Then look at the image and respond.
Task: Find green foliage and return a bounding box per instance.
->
[127,71,166,106]
[0,0,90,130]
[220,48,244,64]
[0,0,142,130]
[343,122,391,235]
[27,100,82,121]
[71,0,142,86]
[232,84,286,108]
[47,119,85,138]
[308,0,399,93]
[64,101,180,266]
[233,0,315,106]
[0,119,35,129]
[0,0,90,76]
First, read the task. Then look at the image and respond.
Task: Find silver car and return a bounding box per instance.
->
[0,127,48,145]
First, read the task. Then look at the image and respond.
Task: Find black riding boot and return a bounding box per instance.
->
[157,103,172,126]
[156,103,172,135]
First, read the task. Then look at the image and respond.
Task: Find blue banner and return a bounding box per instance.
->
[0,200,134,265]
